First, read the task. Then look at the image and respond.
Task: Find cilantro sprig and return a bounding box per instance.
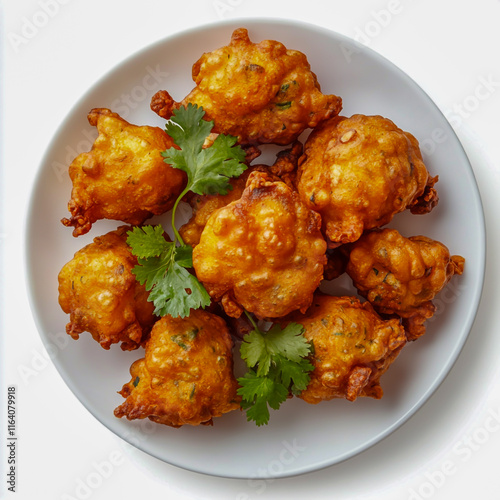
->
[127,104,247,318]
[126,225,210,318]
[237,313,314,426]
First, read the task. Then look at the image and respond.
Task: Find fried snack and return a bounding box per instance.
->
[61,108,186,236]
[57,226,156,350]
[287,295,406,403]
[346,228,465,340]
[192,170,327,319]
[114,309,240,427]
[297,114,439,247]
[151,28,342,145]
[179,141,302,247]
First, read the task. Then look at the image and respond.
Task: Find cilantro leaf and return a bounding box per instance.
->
[237,371,289,426]
[237,319,314,425]
[165,103,213,157]
[188,134,247,196]
[240,329,270,376]
[162,104,247,197]
[240,322,310,377]
[148,261,211,318]
[127,225,210,318]
[174,244,193,268]
[263,323,311,363]
[126,225,171,259]
[273,354,314,395]
[132,251,172,291]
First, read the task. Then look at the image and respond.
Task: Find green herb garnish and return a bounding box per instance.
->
[237,314,314,426]
[127,104,247,318]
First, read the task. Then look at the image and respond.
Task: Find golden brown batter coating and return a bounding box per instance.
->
[287,294,406,403]
[151,28,342,145]
[297,114,438,247]
[346,228,465,340]
[114,310,240,427]
[179,141,302,248]
[61,108,186,236]
[192,170,327,319]
[57,226,156,350]
[179,168,252,249]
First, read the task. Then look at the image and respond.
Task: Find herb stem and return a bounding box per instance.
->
[244,310,261,334]
[170,186,191,247]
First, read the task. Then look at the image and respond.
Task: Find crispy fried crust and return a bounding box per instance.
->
[297,114,436,246]
[114,310,240,427]
[151,28,342,145]
[179,141,302,248]
[193,170,327,319]
[346,228,465,340]
[61,108,186,236]
[57,226,156,350]
[287,295,406,403]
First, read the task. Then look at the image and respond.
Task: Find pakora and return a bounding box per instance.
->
[192,170,327,319]
[151,28,342,145]
[61,108,186,236]
[346,228,465,340]
[179,141,302,247]
[58,226,157,350]
[114,309,240,427]
[286,294,406,403]
[297,114,439,246]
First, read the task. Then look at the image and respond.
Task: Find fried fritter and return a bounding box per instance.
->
[61,108,186,236]
[179,141,302,248]
[192,170,327,319]
[297,114,439,247]
[287,294,406,403]
[57,226,157,350]
[114,309,240,427]
[151,28,342,145]
[346,228,465,340]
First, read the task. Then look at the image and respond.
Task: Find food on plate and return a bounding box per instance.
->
[61,108,187,236]
[51,27,469,429]
[286,294,406,403]
[57,226,157,350]
[345,228,465,340]
[179,141,302,248]
[150,28,342,145]
[192,170,327,319]
[297,114,439,247]
[114,309,240,427]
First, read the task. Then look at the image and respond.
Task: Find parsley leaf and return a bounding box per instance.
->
[237,318,314,426]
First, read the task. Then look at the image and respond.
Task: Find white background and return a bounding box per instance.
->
[2,0,500,499]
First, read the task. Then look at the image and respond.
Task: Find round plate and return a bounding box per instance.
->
[25,19,485,478]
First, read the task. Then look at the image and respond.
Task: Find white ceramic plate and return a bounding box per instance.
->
[26,19,485,478]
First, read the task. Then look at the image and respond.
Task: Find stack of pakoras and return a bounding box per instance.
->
[57,28,465,427]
